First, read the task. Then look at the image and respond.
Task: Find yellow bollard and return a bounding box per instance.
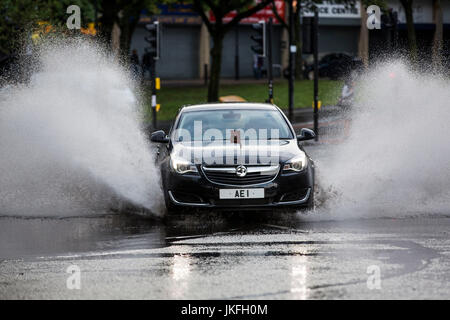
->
[219,95,246,102]
[155,78,161,90]
[312,100,321,110]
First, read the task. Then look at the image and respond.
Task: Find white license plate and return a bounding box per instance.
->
[219,189,264,199]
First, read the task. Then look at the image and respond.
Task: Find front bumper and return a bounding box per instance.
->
[168,188,311,208]
[164,165,314,210]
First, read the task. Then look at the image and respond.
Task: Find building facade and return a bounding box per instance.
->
[130,1,450,80]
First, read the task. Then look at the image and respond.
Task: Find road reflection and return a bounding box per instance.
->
[0,214,164,259]
[0,210,307,260]
[169,254,192,298]
[290,254,310,299]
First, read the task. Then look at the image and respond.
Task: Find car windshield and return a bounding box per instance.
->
[175,109,294,141]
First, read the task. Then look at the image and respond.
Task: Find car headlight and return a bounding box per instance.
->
[283,153,308,172]
[170,155,198,174]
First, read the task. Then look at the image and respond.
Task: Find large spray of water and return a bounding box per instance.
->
[2,38,448,220]
[315,61,450,219]
[0,39,164,217]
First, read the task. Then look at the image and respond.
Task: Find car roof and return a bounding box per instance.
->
[180,102,278,113]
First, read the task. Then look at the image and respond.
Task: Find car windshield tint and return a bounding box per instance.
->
[175,109,293,141]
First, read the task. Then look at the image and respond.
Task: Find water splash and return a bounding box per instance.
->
[0,38,164,217]
[312,60,450,219]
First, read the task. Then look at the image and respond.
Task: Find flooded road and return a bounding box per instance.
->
[2,41,450,300]
[1,145,450,300]
[1,213,449,299]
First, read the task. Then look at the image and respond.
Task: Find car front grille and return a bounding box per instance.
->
[201,165,279,186]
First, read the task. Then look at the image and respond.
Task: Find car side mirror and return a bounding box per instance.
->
[297,128,316,141]
[151,130,169,143]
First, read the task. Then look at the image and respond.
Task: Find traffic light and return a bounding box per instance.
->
[145,21,160,60]
[144,21,161,129]
[250,20,265,57]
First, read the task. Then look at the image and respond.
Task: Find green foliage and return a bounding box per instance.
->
[144,79,343,121]
[39,0,95,26]
[96,0,170,54]
[361,0,388,11]
[0,0,95,54]
[0,0,170,55]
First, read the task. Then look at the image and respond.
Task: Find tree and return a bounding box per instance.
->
[358,0,387,67]
[399,0,417,63]
[272,0,359,80]
[118,2,149,56]
[0,0,95,55]
[97,0,156,55]
[293,0,302,79]
[191,0,274,102]
[271,0,303,79]
[0,0,165,59]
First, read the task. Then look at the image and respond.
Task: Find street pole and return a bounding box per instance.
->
[151,58,157,129]
[288,0,294,121]
[313,8,319,141]
[145,21,160,130]
[267,18,274,103]
[235,26,239,80]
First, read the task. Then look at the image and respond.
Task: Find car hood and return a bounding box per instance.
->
[171,139,302,165]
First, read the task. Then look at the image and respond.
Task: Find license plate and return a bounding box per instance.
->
[219,189,264,199]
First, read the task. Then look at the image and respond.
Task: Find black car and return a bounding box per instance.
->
[304,53,355,80]
[150,103,316,214]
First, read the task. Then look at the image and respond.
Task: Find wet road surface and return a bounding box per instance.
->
[0,214,449,299]
[1,144,449,299]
